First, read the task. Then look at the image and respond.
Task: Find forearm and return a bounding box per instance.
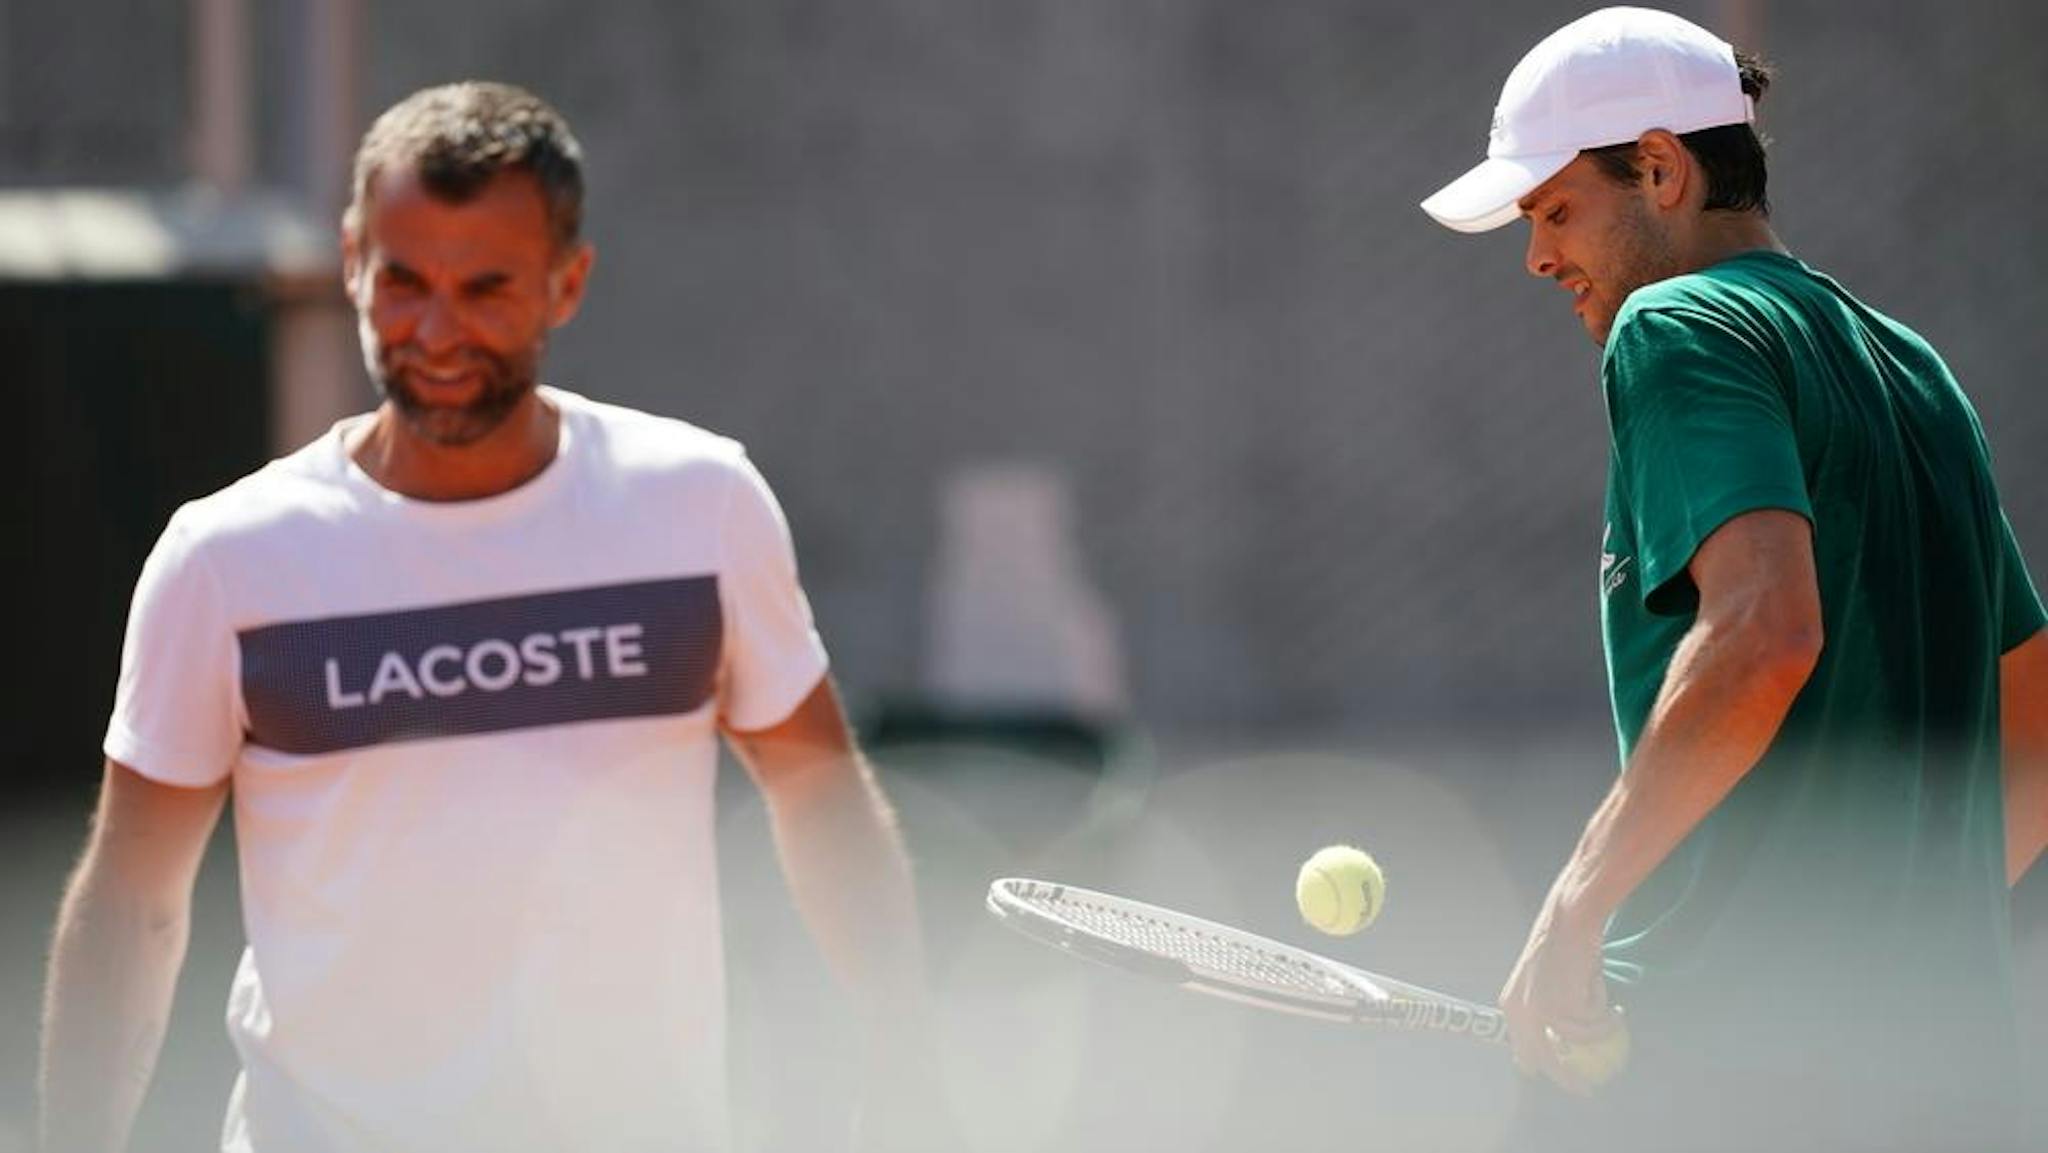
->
[760,753,928,1024]
[2010,761,2048,887]
[1548,614,1817,929]
[2003,633,2048,886]
[40,875,192,1153]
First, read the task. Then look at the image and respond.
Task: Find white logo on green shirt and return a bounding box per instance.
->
[1602,524,1634,597]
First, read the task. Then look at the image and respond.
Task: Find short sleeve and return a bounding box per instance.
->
[1999,512,2046,653]
[1604,306,1814,615]
[103,511,243,786]
[716,453,830,731]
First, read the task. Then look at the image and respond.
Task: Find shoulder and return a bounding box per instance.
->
[1610,252,1819,351]
[549,386,756,484]
[548,391,806,569]
[1614,272,1748,338]
[158,429,359,561]
[1605,265,1793,388]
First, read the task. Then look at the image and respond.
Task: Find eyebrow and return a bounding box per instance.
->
[377,263,514,292]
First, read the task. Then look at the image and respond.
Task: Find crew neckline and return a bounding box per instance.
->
[333,386,578,521]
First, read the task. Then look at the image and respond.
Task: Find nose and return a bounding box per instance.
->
[413,295,464,356]
[1524,224,1558,280]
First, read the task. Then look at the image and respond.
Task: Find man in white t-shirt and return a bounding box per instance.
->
[39,82,942,1153]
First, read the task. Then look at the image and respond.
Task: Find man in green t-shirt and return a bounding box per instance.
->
[1423,9,2048,1151]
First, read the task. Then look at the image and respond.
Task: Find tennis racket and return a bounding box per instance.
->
[986,876,1507,1044]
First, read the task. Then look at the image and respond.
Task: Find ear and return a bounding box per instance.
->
[1636,130,1691,211]
[546,242,597,329]
[340,223,364,303]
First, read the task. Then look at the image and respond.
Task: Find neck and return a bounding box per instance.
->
[349,389,561,502]
[1685,209,1788,269]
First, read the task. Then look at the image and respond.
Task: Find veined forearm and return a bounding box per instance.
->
[40,881,191,1153]
[1553,613,1816,927]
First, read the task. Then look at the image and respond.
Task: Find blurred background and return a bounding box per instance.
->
[5,0,2046,1149]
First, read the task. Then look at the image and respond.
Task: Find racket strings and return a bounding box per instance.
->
[1024,891,1357,999]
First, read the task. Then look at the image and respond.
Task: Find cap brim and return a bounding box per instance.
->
[1420,150,1579,234]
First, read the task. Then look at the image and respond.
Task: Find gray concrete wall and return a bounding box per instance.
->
[9,0,2046,736]
[356,0,2048,736]
[7,7,2048,1150]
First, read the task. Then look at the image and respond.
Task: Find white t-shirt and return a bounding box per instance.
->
[104,387,829,1153]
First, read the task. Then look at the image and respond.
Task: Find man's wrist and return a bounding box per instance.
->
[1544,867,1612,943]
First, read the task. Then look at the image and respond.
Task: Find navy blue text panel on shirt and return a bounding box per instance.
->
[238,577,724,755]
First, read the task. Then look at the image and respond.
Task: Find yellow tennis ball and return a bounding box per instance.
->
[1295,845,1384,936]
[1551,1008,1631,1089]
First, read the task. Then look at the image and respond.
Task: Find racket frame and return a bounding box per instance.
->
[987,876,1507,1043]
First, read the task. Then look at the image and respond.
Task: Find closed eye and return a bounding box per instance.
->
[380,263,428,291]
[462,272,513,298]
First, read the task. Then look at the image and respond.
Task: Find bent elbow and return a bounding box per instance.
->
[1760,619,1823,695]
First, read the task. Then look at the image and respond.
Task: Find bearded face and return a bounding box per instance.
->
[362,323,542,447]
[346,167,576,446]
[1519,155,1683,346]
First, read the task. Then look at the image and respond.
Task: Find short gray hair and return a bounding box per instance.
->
[345,81,585,248]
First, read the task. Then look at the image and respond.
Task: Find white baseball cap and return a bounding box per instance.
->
[1421,6,1754,234]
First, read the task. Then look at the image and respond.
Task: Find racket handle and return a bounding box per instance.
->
[1378,997,1509,1043]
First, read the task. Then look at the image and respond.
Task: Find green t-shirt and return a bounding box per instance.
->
[1595,251,2045,1082]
